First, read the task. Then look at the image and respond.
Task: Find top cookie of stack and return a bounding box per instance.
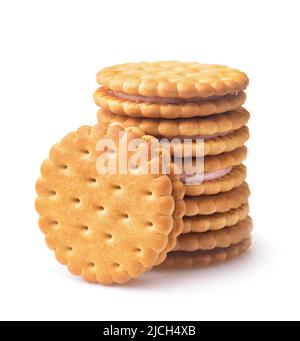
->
[94,61,248,119]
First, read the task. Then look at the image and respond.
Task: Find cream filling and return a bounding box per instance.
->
[113,91,239,104]
[180,167,232,185]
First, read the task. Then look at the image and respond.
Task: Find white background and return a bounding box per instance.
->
[0,0,299,321]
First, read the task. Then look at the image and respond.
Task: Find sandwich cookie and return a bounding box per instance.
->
[181,147,247,195]
[95,61,248,118]
[184,182,250,216]
[35,124,185,285]
[181,164,246,196]
[203,147,247,172]
[182,203,249,233]
[174,217,253,252]
[94,88,247,119]
[97,108,249,138]
[160,238,251,268]
[169,126,249,157]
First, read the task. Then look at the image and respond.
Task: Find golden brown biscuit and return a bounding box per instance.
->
[159,238,251,268]
[184,164,246,196]
[97,108,249,157]
[170,126,249,157]
[97,61,249,98]
[203,147,247,172]
[182,203,249,233]
[174,217,253,252]
[185,182,250,216]
[35,124,185,285]
[95,88,247,119]
[97,107,249,138]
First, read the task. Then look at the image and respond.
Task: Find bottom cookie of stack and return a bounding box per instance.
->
[160,238,251,268]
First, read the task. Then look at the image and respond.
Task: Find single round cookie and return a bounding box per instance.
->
[159,238,251,268]
[97,107,250,138]
[94,87,247,119]
[35,124,185,285]
[182,203,249,233]
[174,217,253,252]
[97,61,249,99]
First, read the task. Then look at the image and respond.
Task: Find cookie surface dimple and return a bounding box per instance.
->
[35,124,185,285]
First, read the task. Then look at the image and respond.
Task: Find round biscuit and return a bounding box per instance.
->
[97,61,249,98]
[35,124,185,285]
[94,87,247,119]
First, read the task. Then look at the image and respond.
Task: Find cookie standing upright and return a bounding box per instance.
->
[35,124,185,285]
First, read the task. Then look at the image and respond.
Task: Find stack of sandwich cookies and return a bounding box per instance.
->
[95,61,252,269]
[35,61,252,285]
